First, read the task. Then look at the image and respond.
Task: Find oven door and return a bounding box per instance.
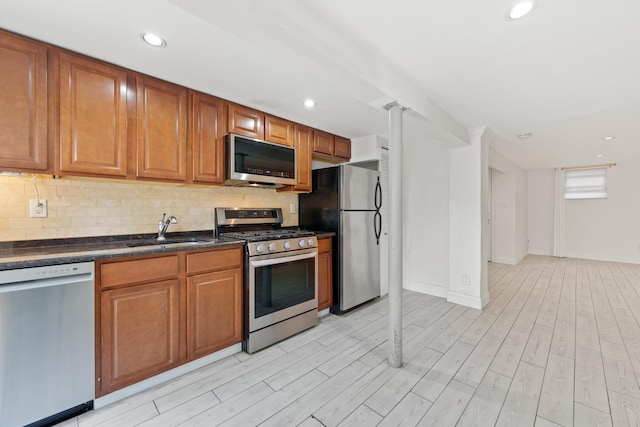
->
[248,247,318,332]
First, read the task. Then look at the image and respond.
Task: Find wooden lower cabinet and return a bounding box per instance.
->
[96,246,243,396]
[317,237,333,311]
[187,269,242,360]
[100,279,180,395]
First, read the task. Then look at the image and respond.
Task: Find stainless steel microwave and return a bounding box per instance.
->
[225,134,296,188]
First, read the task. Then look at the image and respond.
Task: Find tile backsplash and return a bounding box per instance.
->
[0,174,299,242]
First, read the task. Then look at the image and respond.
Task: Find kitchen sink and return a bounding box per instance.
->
[125,238,208,247]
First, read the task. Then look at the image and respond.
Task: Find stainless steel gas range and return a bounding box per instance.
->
[215,207,318,353]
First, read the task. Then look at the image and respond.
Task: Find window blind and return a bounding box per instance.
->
[564,167,607,199]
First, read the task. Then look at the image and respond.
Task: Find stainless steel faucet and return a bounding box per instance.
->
[157,212,178,241]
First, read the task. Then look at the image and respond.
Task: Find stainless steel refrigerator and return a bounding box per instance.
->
[299,161,381,313]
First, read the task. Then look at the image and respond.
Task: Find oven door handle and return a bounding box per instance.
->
[251,250,318,267]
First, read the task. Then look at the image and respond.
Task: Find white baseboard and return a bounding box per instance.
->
[403,279,448,298]
[566,252,640,265]
[490,257,518,265]
[528,249,553,256]
[94,343,242,409]
[447,290,484,309]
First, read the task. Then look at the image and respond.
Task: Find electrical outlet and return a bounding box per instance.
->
[462,274,470,286]
[29,199,47,218]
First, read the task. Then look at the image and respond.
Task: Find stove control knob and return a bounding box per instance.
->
[307,239,314,247]
[268,243,276,252]
[298,239,306,248]
[256,243,265,253]
[283,240,291,249]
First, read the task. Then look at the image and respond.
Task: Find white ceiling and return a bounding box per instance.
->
[1,0,638,169]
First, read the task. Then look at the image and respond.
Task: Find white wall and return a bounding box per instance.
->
[527,169,555,256]
[402,139,450,297]
[447,127,489,309]
[565,161,640,263]
[515,167,528,259]
[526,162,640,264]
[489,148,528,265]
[491,170,516,262]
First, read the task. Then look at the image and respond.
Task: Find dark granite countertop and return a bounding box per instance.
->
[0,231,244,271]
[312,231,336,238]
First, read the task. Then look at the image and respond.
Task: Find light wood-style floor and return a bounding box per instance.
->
[59,255,640,426]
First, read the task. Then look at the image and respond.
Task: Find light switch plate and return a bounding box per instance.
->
[289,203,296,214]
[29,199,48,218]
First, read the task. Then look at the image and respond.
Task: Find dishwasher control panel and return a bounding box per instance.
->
[0,262,94,285]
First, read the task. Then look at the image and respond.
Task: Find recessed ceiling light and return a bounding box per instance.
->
[517,132,533,140]
[507,1,536,20]
[303,99,316,108]
[596,154,605,158]
[141,33,166,47]
[601,136,616,141]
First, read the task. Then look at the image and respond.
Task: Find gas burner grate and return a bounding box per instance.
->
[219,229,314,242]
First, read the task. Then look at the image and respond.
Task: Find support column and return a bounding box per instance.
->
[384,101,405,368]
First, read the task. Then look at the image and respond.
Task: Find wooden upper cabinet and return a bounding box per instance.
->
[334,136,351,160]
[190,91,226,184]
[264,115,294,147]
[57,52,128,177]
[279,124,312,193]
[313,129,351,161]
[227,103,263,139]
[313,130,334,156]
[0,31,49,172]
[135,75,187,181]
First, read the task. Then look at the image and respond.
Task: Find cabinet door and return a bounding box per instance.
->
[294,125,313,192]
[135,75,187,181]
[227,103,263,139]
[318,251,333,311]
[100,279,180,395]
[334,136,351,160]
[313,129,334,156]
[58,52,128,177]
[317,237,333,311]
[187,268,242,360]
[190,91,225,184]
[264,115,294,146]
[279,124,312,193]
[0,31,49,172]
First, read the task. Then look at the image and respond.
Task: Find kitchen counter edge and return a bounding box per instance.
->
[0,233,244,271]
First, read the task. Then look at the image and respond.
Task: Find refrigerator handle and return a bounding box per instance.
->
[374,211,382,245]
[375,178,382,210]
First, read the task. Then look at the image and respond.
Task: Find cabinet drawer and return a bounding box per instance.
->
[186,247,243,275]
[100,255,179,288]
[318,237,332,253]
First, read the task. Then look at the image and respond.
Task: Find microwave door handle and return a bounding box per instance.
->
[251,251,318,268]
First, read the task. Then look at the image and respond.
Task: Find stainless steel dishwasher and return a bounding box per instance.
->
[0,262,95,427]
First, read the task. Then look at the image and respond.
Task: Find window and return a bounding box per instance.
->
[564,167,607,199]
